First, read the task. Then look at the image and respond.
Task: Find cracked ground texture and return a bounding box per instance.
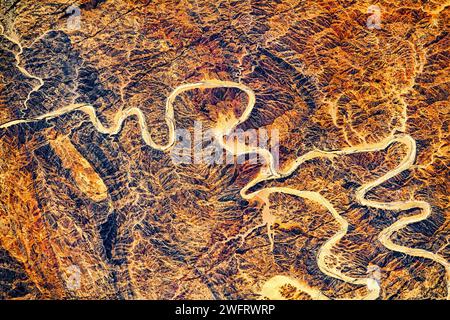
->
[0,0,449,299]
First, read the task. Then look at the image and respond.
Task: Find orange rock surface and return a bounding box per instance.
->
[0,0,448,299]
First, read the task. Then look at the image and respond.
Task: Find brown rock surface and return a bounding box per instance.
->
[0,0,448,299]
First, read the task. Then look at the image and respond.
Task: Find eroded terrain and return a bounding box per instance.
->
[0,0,449,299]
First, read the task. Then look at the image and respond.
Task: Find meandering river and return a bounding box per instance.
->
[1,69,448,300]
